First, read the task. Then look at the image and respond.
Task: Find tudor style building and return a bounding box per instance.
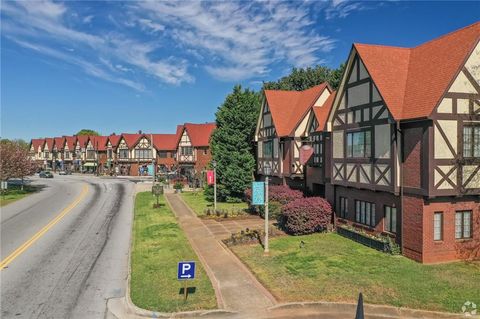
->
[175,123,216,180]
[255,83,332,189]
[327,22,480,263]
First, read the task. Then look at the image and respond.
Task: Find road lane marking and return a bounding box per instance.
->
[0,184,89,270]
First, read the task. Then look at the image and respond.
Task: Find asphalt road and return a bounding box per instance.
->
[1,175,134,319]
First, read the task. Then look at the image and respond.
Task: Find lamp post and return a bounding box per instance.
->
[264,165,271,254]
[212,160,217,212]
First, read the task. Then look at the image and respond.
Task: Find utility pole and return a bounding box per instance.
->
[96,140,99,176]
[151,133,155,181]
[264,176,269,254]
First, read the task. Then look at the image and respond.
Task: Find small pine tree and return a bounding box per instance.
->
[210,85,261,201]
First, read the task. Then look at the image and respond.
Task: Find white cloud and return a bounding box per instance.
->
[135,1,336,81]
[138,18,165,33]
[82,15,94,24]
[325,0,367,20]
[1,0,193,90]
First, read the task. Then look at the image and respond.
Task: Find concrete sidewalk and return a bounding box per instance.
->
[164,193,276,314]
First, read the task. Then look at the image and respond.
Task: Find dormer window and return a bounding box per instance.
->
[347,129,371,158]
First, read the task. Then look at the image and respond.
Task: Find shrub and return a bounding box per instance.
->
[280,197,333,235]
[245,185,304,219]
[173,182,184,190]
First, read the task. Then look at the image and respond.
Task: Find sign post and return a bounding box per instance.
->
[212,161,217,212]
[177,261,196,301]
[152,184,163,207]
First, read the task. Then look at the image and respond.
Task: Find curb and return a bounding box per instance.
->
[268,302,468,319]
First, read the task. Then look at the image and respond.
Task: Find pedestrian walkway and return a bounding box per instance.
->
[164,193,276,314]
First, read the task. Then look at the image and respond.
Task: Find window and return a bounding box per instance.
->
[433,212,443,241]
[355,200,375,227]
[44,151,49,158]
[384,206,397,233]
[107,149,113,159]
[119,149,129,159]
[347,130,371,158]
[181,146,193,156]
[203,149,208,155]
[455,211,472,239]
[263,140,273,158]
[158,151,167,158]
[135,149,152,159]
[311,134,323,166]
[339,197,348,218]
[172,152,177,158]
[65,152,70,159]
[463,124,480,158]
[86,150,96,160]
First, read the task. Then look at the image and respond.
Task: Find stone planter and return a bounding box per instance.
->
[337,226,389,252]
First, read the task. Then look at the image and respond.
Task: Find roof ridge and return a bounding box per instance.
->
[413,21,480,49]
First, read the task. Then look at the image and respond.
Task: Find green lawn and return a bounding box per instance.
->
[231,232,480,313]
[180,190,248,217]
[130,192,217,312]
[0,184,38,207]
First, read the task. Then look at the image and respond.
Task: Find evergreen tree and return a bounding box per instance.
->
[209,85,261,201]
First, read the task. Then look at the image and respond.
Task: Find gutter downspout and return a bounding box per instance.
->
[397,122,404,253]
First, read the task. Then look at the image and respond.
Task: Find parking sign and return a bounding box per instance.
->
[177,261,196,280]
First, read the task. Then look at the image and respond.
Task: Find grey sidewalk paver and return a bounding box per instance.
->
[165,193,276,313]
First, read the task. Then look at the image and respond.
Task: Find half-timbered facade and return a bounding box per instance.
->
[327,22,480,263]
[255,83,332,189]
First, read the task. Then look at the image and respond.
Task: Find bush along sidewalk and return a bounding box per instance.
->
[337,225,401,255]
[223,226,285,247]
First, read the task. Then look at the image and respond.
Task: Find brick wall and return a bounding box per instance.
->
[305,166,324,193]
[402,123,425,189]
[194,147,212,173]
[422,198,480,263]
[402,195,424,262]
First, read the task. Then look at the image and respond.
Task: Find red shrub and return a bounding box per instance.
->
[280,197,333,235]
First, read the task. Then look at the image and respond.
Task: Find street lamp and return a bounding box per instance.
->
[212,160,217,212]
[264,164,271,254]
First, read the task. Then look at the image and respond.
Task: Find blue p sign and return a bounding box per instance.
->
[177,261,195,280]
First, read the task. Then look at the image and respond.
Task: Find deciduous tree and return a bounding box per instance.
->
[76,129,100,136]
[0,140,37,189]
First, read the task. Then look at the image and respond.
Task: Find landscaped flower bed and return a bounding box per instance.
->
[337,225,400,254]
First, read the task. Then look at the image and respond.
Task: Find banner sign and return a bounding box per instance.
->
[207,170,215,185]
[299,145,314,165]
[252,182,265,205]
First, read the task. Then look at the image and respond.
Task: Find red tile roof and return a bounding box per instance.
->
[107,135,121,148]
[152,134,178,150]
[44,138,54,150]
[355,21,480,120]
[181,123,216,147]
[54,137,65,150]
[90,136,108,151]
[314,91,337,132]
[121,133,144,148]
[76,135,89,148]
[30,138,45,151]
[64,136,77,150]
[264,83,330,137]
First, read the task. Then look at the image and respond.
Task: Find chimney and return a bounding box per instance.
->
[138,130,142,134]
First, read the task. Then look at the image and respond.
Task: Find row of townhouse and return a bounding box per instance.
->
[29,122,216,178]
[255,22,480,263]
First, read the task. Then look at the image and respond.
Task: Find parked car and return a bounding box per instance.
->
[58,170,71,175]
[39,171,54,178]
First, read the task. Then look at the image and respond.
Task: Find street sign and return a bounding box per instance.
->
[206,170,215,185]
[252,182,265,205]
[177,261,196,280]
[152,184,164,196]
[147,164,155,176]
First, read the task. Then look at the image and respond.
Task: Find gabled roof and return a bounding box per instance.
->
[354,21,480,120]
[89,136,108,151]
[264,83,329,137]
[121,133,144,148]
[107,134,121,148]
[76,135,89,148]
[64,136,77,150]
[54,137,65,150]
[313,91,337,132]
[44,138,54,150]
[152,134,178,151]
[30,138,45,150]
[180,123,216,147]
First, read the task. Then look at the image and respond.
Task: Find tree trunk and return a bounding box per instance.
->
[21,177,24,190]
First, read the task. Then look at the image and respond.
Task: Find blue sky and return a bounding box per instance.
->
[1,1,479,140]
